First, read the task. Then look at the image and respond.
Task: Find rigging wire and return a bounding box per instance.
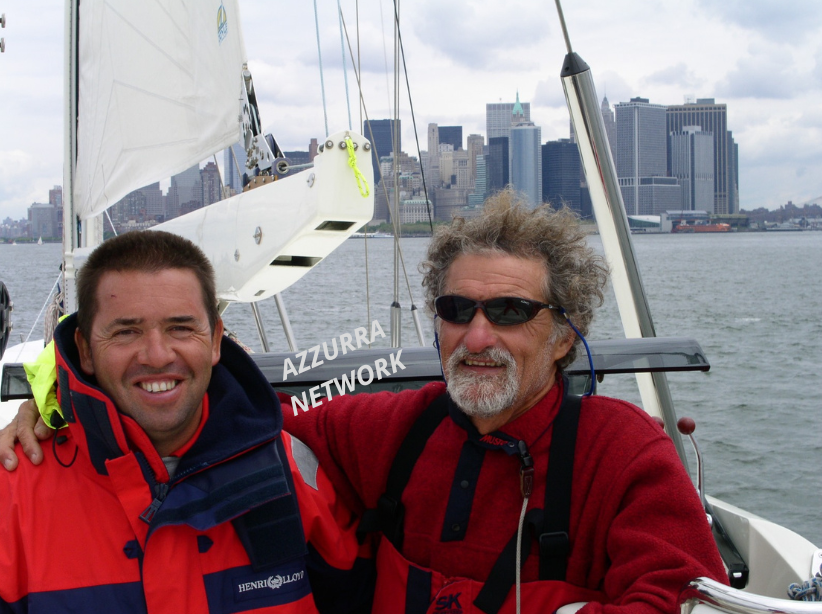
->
[391,0,433,234]
[392,0,401,315]
[339,8,421,340]
[313,0,329,137]
[104,210,118,237]
[354,0,372,341]
[336,0,352,130]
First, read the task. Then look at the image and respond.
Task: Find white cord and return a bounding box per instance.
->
[515,494,529,614]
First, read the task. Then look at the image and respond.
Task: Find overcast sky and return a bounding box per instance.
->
[2,0,821,221]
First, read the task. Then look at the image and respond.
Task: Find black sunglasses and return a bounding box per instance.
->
[434,295,561,326]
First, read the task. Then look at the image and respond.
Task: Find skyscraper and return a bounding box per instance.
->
[669,126,714,211]
[438,126,463,151]
[224,144,247,194]
[201,161,222,207]
[486,93,531,141]
[615,97,677,215]
[466,134,484,188]
[510,122,542,208]
[487,137,509,195]
[426,123,440,188]
[542,139,582,214]
[168,164,203,218]
[666,99,737,214]
[600,96,617,166]
[364,119,400,184]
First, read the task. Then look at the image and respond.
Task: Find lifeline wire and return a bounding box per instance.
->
[12,273,61,362]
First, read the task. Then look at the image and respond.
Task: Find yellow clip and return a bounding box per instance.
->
[23,315,69,430]
[345,137,370,198]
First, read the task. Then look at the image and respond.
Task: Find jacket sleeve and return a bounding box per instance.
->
[279,383,446,514]
[572,400,728,614]
[280,431,375,613]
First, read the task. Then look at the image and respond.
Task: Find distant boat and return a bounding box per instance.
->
[350,231,394,239]
[672,222,730,233]
[37,237,43,245]
[765,222,803,232]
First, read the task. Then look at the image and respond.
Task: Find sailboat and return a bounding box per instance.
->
[37,237,42,245]
[0,0,820,612]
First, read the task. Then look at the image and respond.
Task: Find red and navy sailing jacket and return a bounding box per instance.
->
[0,314,373,614]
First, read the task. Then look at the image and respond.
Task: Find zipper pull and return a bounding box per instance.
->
[518,440,534,498]
[139,482,169,524]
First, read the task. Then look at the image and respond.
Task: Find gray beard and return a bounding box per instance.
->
[445,346,519,419]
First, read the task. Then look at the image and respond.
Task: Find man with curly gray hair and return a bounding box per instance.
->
[421,189,608,429]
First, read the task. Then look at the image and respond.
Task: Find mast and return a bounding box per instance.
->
[62,0,79,313]
[553,0,689,466]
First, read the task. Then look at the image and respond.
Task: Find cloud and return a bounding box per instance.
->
[716,46,808,99]
[533,79,567,108]
[642,63,704,90]
[695,0,822,42]
[407,0,551,70]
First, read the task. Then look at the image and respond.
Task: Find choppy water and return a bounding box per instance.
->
[1,232,820,546]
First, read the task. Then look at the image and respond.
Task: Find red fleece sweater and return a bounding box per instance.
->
[281,381,726,614]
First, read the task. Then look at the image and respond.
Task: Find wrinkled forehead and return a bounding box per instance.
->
[444,252,551,300]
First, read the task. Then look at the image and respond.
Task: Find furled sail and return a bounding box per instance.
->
[74,0,247,220]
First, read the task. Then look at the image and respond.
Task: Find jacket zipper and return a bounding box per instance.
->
[139,482,169,523]
[136,452,170,524]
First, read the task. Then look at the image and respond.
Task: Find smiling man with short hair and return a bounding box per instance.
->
[0,230,371,613]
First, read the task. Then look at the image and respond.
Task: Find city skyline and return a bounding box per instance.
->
[2,0,822,220]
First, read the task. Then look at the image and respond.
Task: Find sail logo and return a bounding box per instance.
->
[217,3,228,44]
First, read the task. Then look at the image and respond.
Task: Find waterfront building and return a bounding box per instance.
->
[615,97,670,215]
[28,202,58,239]
[666,99,738,214]
[486,93,531,140]
[669,126,714,211]
[363,119,400,184]
[542,138,581,214]
[399,199,433,224]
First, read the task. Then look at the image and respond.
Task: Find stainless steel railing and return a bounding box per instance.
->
[680,578,822,614]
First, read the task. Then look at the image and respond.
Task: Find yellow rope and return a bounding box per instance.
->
[346,137,370,197]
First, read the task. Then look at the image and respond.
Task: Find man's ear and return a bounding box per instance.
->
[211,317,224,366]
[552,329,576,363]
[75,328,95,375]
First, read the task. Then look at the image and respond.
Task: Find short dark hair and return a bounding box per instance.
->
[76,230,219,335]
[421,188,609,370]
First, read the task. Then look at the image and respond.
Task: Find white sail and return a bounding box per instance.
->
[74,0,247,220]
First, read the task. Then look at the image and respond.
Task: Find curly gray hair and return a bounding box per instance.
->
[421,188,609,370]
